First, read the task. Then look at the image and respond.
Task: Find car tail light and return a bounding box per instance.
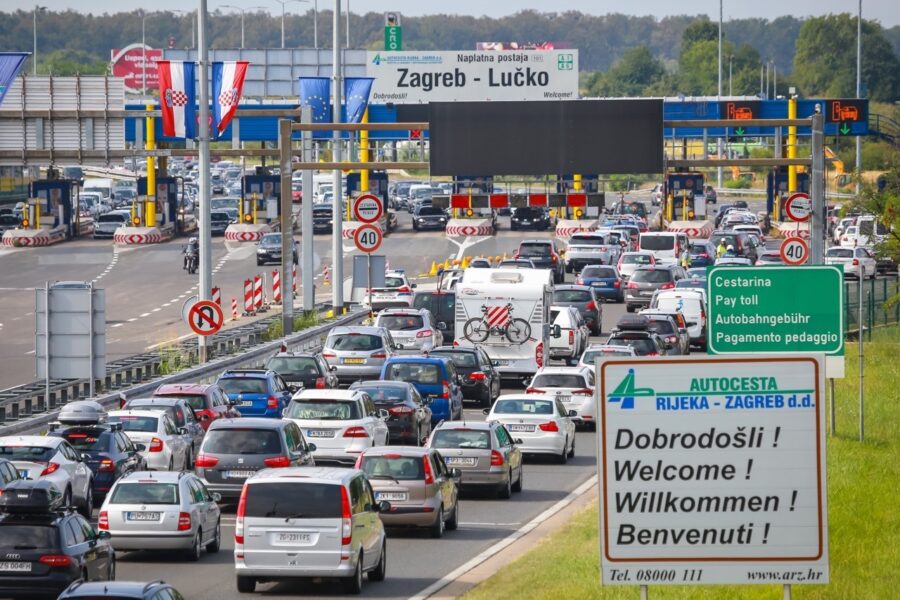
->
[40,462,60,476]
[177,512,192,531]
[441,380,451,399]
[647,352,660,356]
[39,555,72,567]
[98,458,115,472]
[98,511,109,530]
[235,484,248,545]
[526,387,545,394]
[371,351,387,359]
[627,282,638,289]
[852,259,859,266]
[194,454,219,468]
[388,405,415,415]
[313,376,327,389]
[490,450,504,466]
[340,486,352,546]
[667,336,677,344]
[397,286,412,295]
[322,351,336,358]
[423,456,435,484]
[149,437,164,452]
[659,282,675,290]
[535,342,544,369]
[572,388,593,396]
[585,301,596,311]
[551,254,558,263]
[416,330,433,338]
[267,396,280,409]
[469,371,486,381]
[513,250,520,258]
[614,280,621,288]
[568,330,575,345]
[343,427,370,438]
[700,253,709,259]
[539,421,559,432]
[263,455,291,468]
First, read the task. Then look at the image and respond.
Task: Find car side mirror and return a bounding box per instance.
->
[98,531,112,540]
[330,366,338,372]
[135,444,147,452]
[377,500,392,513]
[551,324,562,338]
[411,283,417,289]
[513,438,524,445]
[80,452,89,462]
[449,468,462,479]
[212,492,222,502]
[178,427,188,435]
[395,343,404,350]
[568,409,578,417]
[282,408,288,417]
[378,408,390,419]
[288,384,300,394]
[307,443,317,452]
[437,322,447,330]
[482,408,491,416]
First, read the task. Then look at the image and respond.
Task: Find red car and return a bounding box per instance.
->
[152,383,241,430]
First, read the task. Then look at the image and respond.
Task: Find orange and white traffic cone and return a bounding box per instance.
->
[231,298,238,321]
[322,265,331,286]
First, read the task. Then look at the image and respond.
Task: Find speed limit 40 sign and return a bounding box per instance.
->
[780,237,810,265]
[353,224,383,254]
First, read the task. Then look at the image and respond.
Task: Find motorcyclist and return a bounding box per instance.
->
[183,237,199,270]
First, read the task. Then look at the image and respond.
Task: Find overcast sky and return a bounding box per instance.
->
[25,0,898,27]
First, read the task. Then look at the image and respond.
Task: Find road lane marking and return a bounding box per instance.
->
[146,332,193,350]
[139,312,151,318]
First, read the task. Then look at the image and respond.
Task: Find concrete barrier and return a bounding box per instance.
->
[666,220,714,239]
[2,227,67,247]
[774,222,810,239]
[113,225,174,245]
[224,222,275,242]
[555,219,598,239]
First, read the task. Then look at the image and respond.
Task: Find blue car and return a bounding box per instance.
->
[215,369,294,418]
[380,356,464,423]
[576,264,624,303]
[689,241,717,267]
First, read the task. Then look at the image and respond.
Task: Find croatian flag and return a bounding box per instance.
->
[157,60,196,139]
[212,61,250,138]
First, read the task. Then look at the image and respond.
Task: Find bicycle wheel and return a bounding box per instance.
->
[505,318,532,344]
[464,318,490,343]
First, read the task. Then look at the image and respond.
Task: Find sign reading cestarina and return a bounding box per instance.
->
[366,50,579,103]
[598,355,829,586]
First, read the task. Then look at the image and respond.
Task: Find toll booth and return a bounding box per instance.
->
[30,179,77,236]
[347,171,389,207]
[665,172,705,221]
[556,175,600,218]
[137,176,179,227]
[767,170,810,220]
[243,174,280,223]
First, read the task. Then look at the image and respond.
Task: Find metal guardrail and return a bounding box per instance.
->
[0,305,367,433]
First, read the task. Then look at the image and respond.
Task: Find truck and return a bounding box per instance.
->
[454,268,554,385]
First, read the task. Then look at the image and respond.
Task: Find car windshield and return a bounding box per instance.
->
[640,236,675,251]
[622,254,652,265]
[645,320,676,335]
[377,315,424,331]
[710,234,738,247]
[266,357,320,378]
[203,429,281,454]
[97,214,126,223]
[107,415,158,432]
[326,334,383,351]
[493,399,555,414]
[582,349,631,362]
[430,351,477,369]
[690,245,710,256]
[676,280,705,289]
[431,429,491,450]
[385,363,442,384]
[0,446,55,461]
[211,212,230,222]
[413,293,455,315]
[655,297,701,315]
[569,236,605,246]
[353,385,407,403]
[244,482,341,519]
[582,266,617,278]
[418,207,444,216]
[260,235,281,247]
[631,269,671,283]
[60,431,109,451]
[554,289,592,303]
[126,404,179,425]
[218,378,268,395]
[210,199,237,210]
[383,276,405,289]
[0,524,57,547]
[361,456,425,480]
[826,248,854,258]
[531,374,586,389]
[518,243,550,257]
[607,335,657,355]
[109,483,180,505]
[285,400,361,420]
[154,394,206,411]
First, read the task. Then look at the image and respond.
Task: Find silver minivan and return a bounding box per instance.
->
[234,467,389,594]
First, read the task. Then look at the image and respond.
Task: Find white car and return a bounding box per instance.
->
[548,306,590,365]
[833,217,855,243]
[107,410,190,472]
[0,435,93,516]
[485,395,576,463]
[839,225,869,247]
[616,252,656,281]
[714,256,753,266]
[374,308,443,353]
[367,270,416,311]
[825,246,877,279]
[577,344,637,372]
[282,390,390,466]
[526,366,596,430]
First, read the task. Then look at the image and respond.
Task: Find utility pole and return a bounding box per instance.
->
[810,112,826,266]
[198,0,212,362]
[331,0,343,310]
[33,5,46,76]
[716,0,723,189]
[855,0,863,195]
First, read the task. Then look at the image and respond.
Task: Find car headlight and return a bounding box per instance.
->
[257,248,265,254]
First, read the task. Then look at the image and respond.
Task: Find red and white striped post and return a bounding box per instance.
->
[272,270,282,303]
[253,275,263,312]
[231,297,238,321]
[292,264,297,297]
[243,279,254,315]
[211,286,221,306]
[322,265,330,286]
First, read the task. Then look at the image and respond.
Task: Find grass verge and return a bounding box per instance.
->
[463,326,900,599]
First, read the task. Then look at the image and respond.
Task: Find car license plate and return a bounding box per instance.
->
[239,400,253,407]
[491,359,508,367]
[307,429,334,438]
[375,492,407,501]
[641,290,654,296]
[342,358,365,364]
[276,532,311,543]
[507,424,535,432]
[445,457,476,466]
[225,470,256,479]
[593,282,608,287]
[126,511,161,521]
[0,562,31,572]
[556,394,572,403]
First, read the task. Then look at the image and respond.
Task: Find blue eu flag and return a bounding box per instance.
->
[344,77,374,124]
[299,77,332,123]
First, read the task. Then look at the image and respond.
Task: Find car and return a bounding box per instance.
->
[322,326,398,385]
[348,381,433,445]
[689,241,717,267]
[577,343,637,371]
[638,312,686,355]
[412,205,448,231]
[553,284,603,336]
[686,266,707,279]
[576,264,624,303]
[215,369,294,419]
[58,580,187,600]
[833,217,855,243]
[468,258,493,268]
[0,213,20,235]
[756,251,785,266]
[427,421,523,499]
[0,436,94,517]
[548,306,590,365]
[381,356,465,423]
[650,183,663,206]
[356,446,460,537]
[283,389,390,466]
[152,383,241,431]
[649,290,708,349]
[497,258,537,269]
[428,346,502,408]
[265,352,339,390]
[106,410,191,472]
[255,233,298,266]
[616,251,656,281]
[675,275,707,291]
[367,270,416,310]
[638,308,691,354]
[234,467,389,594]
[624,264,686,313]
[47,422,147,505]
[525,366,596,430]
[638,231,690,265]
[374,308,444,353]
[121,397,205,466]
[98,471,221,560]
[873,250,898,274]
[485,395,576,463]
[515,239,564,283]
[312,203,334,233]
[715,256,754,266]
[92,210,131,239]
[509,206,551,231]
[210,210,232,235]
[565,232,623,273]
[413,289,457,343]
[825,246,877,279]
[0,480,115,598]
[709,230,759,263]
[606,315,667,357]
[732,224,766,243]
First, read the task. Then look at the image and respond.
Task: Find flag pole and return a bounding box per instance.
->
[198,0,211,362]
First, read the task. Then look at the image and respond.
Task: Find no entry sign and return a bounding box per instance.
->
[352,194,384,224]
[784,193,812,222]
[187,300,224,336]
[353,224,383,254]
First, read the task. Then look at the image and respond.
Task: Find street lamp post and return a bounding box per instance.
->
[716,0,723,188]
[272,0,308,49]
[221,5,266,49]
[855,0,862,194]
[728,54,733,96]
[313,0,318,49]
[33,5,47,76]
[172,9,197,49]
[141,9,147,94]
[345,0,350,48]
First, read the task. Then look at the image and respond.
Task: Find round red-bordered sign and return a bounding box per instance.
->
[779,237,810,265]
[353,224,383,254]
[187,300,225,336]
[352,194,384,224]
[784,192,812,222]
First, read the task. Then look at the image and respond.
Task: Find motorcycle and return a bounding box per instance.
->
[183,245,199,275]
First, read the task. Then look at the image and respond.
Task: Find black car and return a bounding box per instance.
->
[0,480,115,599]
[348,381,432,445]
[428,346,501,407]
[413,290,457,342]
[516,239,565,283]
[47,423,146,504]
[412,206,448,231]
[510,206,551,231]
[59,580,186,600]
[553,284,603,336]
[606,316,667,357]
[265,352,339,390]
[210,210,231,235]
[256,233,299,266]
[0,457,23,493]
[312,204,334,233]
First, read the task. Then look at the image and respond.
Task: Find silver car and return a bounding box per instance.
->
[485,395,576,463]
[322,326,398,385]
[374,308,443,353]
[98,470,221,561]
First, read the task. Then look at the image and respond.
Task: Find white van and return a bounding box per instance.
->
[638,231,689,265]
[650,290,707,349]
[83,178,115,203]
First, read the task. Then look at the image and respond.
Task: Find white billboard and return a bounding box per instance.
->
[365,50,579,103]
[597,355,828,586]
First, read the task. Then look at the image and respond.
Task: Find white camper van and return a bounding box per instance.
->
[454,268,554,384]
